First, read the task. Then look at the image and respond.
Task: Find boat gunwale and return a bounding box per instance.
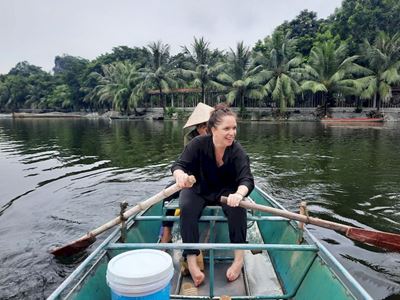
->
[256,186,373,300]
[48,185,373,300]
[47,208,148,300]
[106,242,319,251]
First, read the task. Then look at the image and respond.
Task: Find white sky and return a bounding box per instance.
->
[0,0,342,74]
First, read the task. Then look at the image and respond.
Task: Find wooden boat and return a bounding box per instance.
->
[48,186,372,299]
[321,117,384,123]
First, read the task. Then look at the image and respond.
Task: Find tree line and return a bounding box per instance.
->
[1,0,399,115]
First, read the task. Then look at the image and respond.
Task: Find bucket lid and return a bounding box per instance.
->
[107,249,173,287]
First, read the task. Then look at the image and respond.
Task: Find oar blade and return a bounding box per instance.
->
[51,235,96,256]
[347,228,400,252]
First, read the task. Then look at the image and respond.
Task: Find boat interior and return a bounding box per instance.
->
[163,199,284,298]
[52,188,367,300]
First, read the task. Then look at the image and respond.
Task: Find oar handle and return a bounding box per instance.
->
[89,176,196,237]
[51,176,196,256]
[220,196,350,233]
[221,196,400,252]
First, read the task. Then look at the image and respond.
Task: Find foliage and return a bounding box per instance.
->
[53,55,89,110]
[218,42,263,107]
[164,106,177,118]
[94,46,149,69]
[1,1,400,112]
[253,31,302,111]
[179,37,227,104]
[0,62,54,111]
[8,61,44,76]
[300,40,364,113]
[275,10,323,56]
[40,84,73,109]
[330,0,400,54]
[312,28,342,50]
[133,41,181,110]
[91,61,138,113]
[353,32,400,109]
[176,109,187,119]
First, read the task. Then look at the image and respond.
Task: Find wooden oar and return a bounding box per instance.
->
[51,176,195,256]
[221,197,400,252]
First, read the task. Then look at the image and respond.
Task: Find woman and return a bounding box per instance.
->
[160,102,213,243]
[171,104,254,286]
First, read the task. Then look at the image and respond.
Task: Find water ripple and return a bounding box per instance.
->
[1,120,400,299]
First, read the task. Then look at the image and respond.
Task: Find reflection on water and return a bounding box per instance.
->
[0,118,399,299]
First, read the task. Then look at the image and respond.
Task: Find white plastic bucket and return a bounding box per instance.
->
[107,249,173,300]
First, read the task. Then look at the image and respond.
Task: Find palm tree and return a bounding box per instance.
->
[91,61,138,114]
[133,41,181,110]
[180,37,226,104]
[41,84,72,109]
[354,32,400,110]
[254,32,302,111]
[218,42,263,107]
[300,41,364,115]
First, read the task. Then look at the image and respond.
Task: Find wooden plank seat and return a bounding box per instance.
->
[163,197,257,222]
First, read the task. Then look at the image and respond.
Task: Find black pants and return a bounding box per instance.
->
[162,181,180,228]
[179,188,247,256]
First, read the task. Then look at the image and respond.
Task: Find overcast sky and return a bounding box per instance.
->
[0,0,342,74]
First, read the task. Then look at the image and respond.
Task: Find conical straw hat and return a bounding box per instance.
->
[183,103,214,129]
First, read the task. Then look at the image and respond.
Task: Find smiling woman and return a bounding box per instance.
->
[208,105,237,157]
[172,104,254,286]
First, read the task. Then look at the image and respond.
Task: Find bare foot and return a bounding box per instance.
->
[160,227,172,243]
[226,250,244,282]
[226,261,243,282]
[189,267,205,287]
[187,255,205,287]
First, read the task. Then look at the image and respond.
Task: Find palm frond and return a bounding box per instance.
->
[271,76,282,101]
[378,81,392,102]
[301,81,328,93]
[359,77,378,99]
[381,67,400,85]
[226,90,237,104]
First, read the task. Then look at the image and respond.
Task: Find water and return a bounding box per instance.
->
[0,118,399,299]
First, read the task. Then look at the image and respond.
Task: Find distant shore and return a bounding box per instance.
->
[1,107,400,121]
[0,111,130,119]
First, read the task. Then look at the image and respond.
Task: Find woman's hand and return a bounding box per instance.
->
[173,170,192,189]
[226,193,243,207]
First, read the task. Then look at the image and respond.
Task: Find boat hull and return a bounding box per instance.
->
[321,117,384,123]
[12,112,84,118]
[48,186,372,300]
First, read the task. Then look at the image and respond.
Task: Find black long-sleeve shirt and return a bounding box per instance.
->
[171,135,254,200]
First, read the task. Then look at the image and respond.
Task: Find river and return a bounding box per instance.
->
[0,118,399,299]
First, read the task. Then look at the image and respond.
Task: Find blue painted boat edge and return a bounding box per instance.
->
[47,226,120,300]
[48,186,373,300]
[47,204,162,300]
[255,185,373,300]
